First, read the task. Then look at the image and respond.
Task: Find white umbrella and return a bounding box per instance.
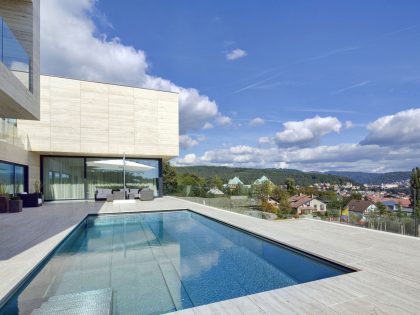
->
[86,154,154,192]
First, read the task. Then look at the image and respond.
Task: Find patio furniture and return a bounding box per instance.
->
[95,188,113,201]
[112,191,125,200]
[0,196,9,213]
[140,188,154,201]
[106,194,113,202]
[128,193,136,199]
[19,193,43,207]
[119,188,129,198]
[9,199,23,213]
[129,188,139,199]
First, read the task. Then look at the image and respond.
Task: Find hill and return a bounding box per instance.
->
[175,166,355,186]
[326,171,410,185]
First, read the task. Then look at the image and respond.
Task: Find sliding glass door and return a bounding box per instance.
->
[42,156,161,200]
[42,157,84,200]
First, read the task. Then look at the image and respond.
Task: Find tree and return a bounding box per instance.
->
[208,175,223,189]
[285,178,297,195]
[162,162,177,195]
[410,167,420,236]
[271,186,293,218]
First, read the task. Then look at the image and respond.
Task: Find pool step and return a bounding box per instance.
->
[31,288,113,315]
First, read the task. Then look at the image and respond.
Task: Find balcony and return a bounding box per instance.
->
[0,16,31,91]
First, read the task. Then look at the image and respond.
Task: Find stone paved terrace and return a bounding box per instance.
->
[1,197,420,314]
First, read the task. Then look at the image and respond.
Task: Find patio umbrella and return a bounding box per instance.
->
[86,154,154,191]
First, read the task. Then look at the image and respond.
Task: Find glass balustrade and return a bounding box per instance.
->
[0,16,31,90]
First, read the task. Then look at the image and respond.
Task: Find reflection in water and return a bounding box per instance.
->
[0,211,351,315]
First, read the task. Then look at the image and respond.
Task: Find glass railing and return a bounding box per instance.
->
[167,185,278,220]
[0,118,16,143]
[0,17,31,90]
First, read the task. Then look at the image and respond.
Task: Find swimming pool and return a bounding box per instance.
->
[0,210,354,314]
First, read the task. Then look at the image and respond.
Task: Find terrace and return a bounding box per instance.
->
[1,197,419,314]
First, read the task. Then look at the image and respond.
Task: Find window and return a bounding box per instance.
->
[86,158,160,199]
[42,156,161,200]
[0,161,27,195]
[43,157,84,200]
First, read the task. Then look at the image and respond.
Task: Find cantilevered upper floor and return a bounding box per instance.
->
[17,75,179,160]
[0,0,40,120]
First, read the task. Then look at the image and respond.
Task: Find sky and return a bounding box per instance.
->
[40,0,420,172]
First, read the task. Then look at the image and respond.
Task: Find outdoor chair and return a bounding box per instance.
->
[129,188,139,199]
[95,188,112,201]
[113,191,125,200]
[140,188,154,201]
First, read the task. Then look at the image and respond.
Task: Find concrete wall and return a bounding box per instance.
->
[18,75,179,160]
[0,0,40,119]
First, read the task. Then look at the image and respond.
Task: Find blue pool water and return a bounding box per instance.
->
[0,210,353,315]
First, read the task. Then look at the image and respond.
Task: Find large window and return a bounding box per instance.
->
[42,157,161,200]
[43,157,84,200]
[0,161,27,195]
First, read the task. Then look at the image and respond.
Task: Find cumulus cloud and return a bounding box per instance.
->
[249,117,265,126]
[275,116,342,147]
[41,0,222,134]
[361,108,420,146]
[174,153,198,165]
[258,136,272,145]
[179,135,199,149]
[226,48,247,61]
[173,142,420,172]
[215,115,232,126]
[202,122,214,130]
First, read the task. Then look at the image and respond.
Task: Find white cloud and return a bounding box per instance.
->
[249,117,265,126]
[40,0,221,134]
[258,136,272,145]
[361,108,420,146]
[202,122,214,130]
[275,116,342,147]
[226,48,247,61]
[174,153,198,165]
[215,115,232,126]
[172,142,420,172]
[179,135,199,149]
[345,120,354,129]
[229,145,256,154]
[179,134,207,149]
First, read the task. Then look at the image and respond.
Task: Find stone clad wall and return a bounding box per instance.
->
[18,75,179,160]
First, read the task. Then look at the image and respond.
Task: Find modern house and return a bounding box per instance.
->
[288,194,327,215]
[0,2,179,201]
[0,0,40,196]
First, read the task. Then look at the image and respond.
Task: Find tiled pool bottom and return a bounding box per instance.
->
[0,211,353,315]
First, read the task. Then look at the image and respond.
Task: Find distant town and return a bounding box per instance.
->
[165,164,419,236]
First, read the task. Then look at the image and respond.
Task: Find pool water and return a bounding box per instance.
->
[0,210,353,315]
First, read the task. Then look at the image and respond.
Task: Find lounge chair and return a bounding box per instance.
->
[95,188,112,201]
[129,188,139,199]
[140,188,154,201]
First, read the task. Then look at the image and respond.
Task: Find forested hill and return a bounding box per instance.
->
[174,166,355,186]
[326,171,410,185]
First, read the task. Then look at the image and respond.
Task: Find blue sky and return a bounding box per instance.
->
[41,0,420,172]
